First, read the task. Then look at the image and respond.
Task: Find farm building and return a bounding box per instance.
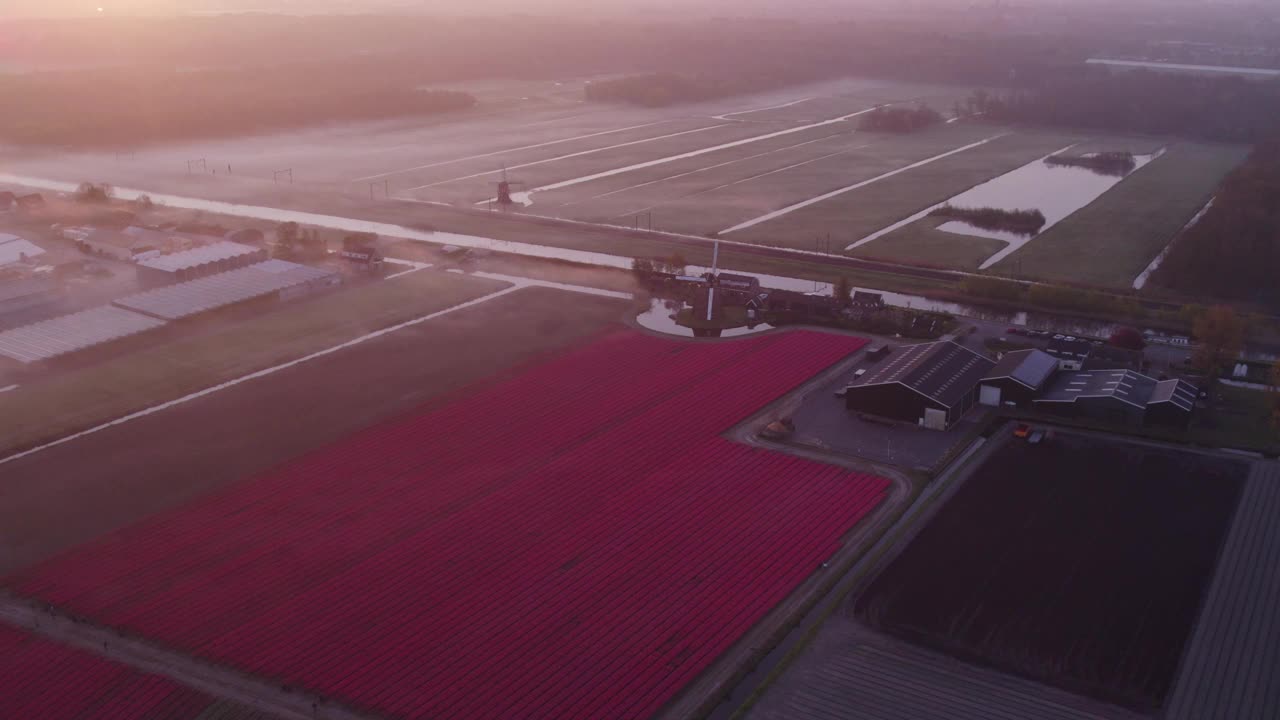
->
[0,279,64,328]
[0,233,46,269]
[1146,379,1199,429]
[1044,338,1093,370]
[1046,337,1143,371]
[766,289,838,318]
[14,193,44,212]
[134,241,266,287]
[76,229,161,261]
[978,349,1058,407]
[114,260,341,321]
[0,305,166,364]
[1034,370,1197,427]
[852,291,885,309]
[1086,344,1144,371]
[843,340,994,429]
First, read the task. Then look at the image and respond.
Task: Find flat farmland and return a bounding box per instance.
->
[0,624,275,720]
[989,141,1250,287]
[0,286,630,575]
[750,130,1077,249]
[852,215,1006,270]
[557,122,1007,235]
[0,269,509,459]
[10,329,890,720]
[418,121,781,205]
[853,433,1245,712]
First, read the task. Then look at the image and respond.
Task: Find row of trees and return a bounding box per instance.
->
[976,71,1280,144]
[960,276,1147,318]
[0,70,477,146]
[1152,141,1280,310]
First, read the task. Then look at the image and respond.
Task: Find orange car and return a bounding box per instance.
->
[1013,423,1032,439]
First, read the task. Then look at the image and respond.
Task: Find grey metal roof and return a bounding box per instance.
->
[0,305,166,364]
[1037,369,1157,409]
[1045,338,1093,359]
[136,241,260,273]
[983,349,1057,389]
[0,234,46,267]
[1150,379,1197,412]
[0,278,57,304]
[854,341,995,408]
[113,260,338,321]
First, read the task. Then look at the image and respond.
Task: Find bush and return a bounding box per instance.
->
[930,205,1046,235]
[859,105,944,133]
[75,182,112,203]
[1045,152,1136,177]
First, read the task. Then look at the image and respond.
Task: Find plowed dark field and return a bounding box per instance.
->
[854,433,1245,712]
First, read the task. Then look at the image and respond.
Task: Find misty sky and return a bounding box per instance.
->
[0,0,1020,19]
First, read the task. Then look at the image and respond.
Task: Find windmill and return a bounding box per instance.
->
[490,165,526,207]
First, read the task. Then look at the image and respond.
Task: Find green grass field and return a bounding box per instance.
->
[0,270,508,457]
[991,141,1250,287]
[729,129,1077,250]
[851,216,1006,270]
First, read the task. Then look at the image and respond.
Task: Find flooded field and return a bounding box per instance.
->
[938,148,1163,268]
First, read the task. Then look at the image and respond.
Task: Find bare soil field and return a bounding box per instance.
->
[0,286,630,575]
[853,433,1246,712]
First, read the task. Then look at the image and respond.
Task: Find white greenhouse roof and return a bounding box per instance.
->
[114,260,337,320]
[0,305,166,364]
[136,241,260,273]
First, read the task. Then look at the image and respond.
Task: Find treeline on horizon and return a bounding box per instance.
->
[980,70,1280,143]
[3,14,1278,146]
[0,68,476,146]
[1153,141,1280,309]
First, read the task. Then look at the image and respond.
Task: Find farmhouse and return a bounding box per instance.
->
[977,349,1058,407]
[1034,369,1197,427]
[844,340,994,429]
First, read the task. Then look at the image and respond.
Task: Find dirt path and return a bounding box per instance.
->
[0,591,373,720]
